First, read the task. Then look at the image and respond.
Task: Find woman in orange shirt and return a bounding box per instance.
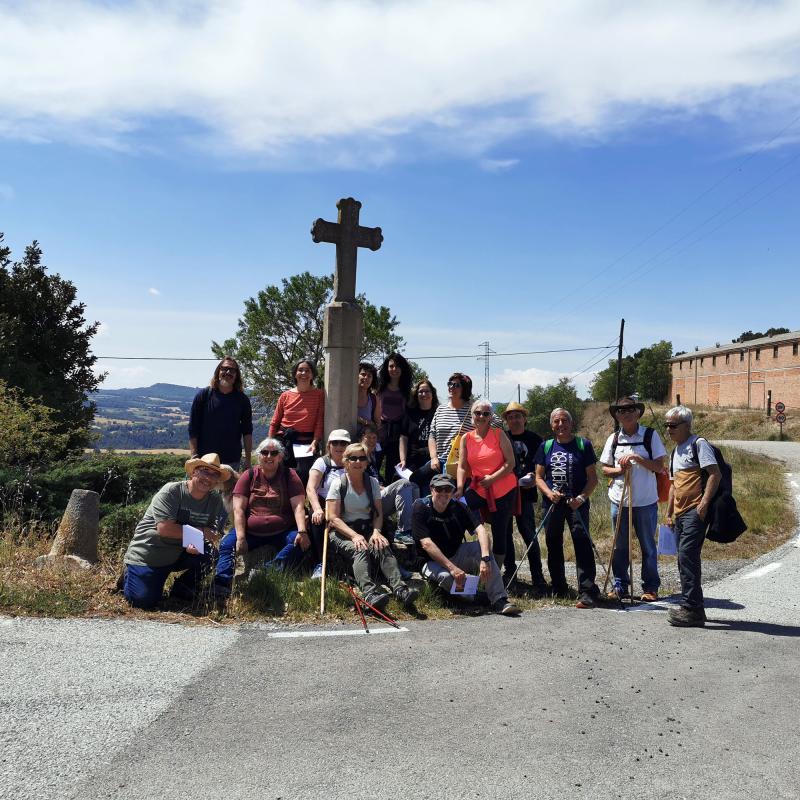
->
[457,399,517,567]
[269,358,326,486]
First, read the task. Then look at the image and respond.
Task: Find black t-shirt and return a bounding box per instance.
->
[411,498,478,558]
[400,407,436,470]
[508,429,543,499]
[188,388,253,465]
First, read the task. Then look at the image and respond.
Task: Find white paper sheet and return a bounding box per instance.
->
[394,465,413,480]
[182,524,205,554]
[450,574,480,596]
[292,443,314,458]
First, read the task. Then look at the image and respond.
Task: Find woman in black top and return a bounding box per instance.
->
[398,379,440,495]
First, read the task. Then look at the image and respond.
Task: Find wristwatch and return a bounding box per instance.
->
[480,555,492,563]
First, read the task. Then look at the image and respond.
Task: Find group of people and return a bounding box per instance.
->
[123,355,721,628]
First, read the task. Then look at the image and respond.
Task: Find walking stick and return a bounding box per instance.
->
[602,470,630,596]
[319,526,330,615]
[504,502,554,588]
[628,480,635,607]
[573,506,611,586]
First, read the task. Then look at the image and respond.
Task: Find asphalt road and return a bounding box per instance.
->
[2,441,799,800]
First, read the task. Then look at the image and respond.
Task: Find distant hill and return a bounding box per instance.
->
[90,383,271,450]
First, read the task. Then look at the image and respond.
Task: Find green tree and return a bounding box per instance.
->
[634,340,672,401]
[0,235,103,453]
[589,356,636,403]
[213,272,405,406]
[732,327,789,343]
[523,377,583,437]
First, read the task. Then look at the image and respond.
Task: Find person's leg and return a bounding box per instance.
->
[488,489,514,562]
[421,559,454,592]
[570,503,598,597]
[331,536,379,597]
[169,550,213,599]
[376,547,407,592]
[410,460,435,496]
[453,540,507,605]
[124,563,170,609]
[213,529,238,586]
[263,529,303,570]
[516,492,546,587]
[544,503,568,593]
[503,515,517,578]
[382,439,401,485]
[633,502,660,595]
[609,502,630,595]
[294,456,315,488]
[675,508,705,608]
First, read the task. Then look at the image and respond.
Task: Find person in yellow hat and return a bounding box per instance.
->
[501,402,547,594]
[123,453,231,609]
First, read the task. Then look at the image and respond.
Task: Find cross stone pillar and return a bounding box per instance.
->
[311,198,383,438]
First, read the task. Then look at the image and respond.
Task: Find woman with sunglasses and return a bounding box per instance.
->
[188,357,253,471]
[376,352,413,483]
[398,378,440,495]
[326,442,418,611]
[213,437,310,596]
[269,358,325,486]
[457,400,518,566]
[306,429,351,579]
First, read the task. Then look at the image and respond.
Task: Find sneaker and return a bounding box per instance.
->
[576,593,596,609]
[493,598,522,616]
[363,591,391,612]
[394,532,415,546]
[668,605,706,627]
[605,586,630,601]
[310,563,324,580]
[394,585,419,607]
[640,591,658,602]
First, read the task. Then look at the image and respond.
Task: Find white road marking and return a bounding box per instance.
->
[268,626,410,638]
[740,563,782,579]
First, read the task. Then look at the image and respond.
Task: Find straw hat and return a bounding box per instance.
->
[502,401,528,419]
[184,453,234,484]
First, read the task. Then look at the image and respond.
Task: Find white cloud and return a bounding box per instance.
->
[0,183,14,201]
[148,287,160,296]
[0,1,798,164]
[479,158,520,173]
[492,366,597,401]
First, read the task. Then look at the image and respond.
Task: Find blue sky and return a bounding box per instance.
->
[1,1,799,401]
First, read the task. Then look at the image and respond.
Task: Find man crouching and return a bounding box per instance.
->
[413,474,521,616]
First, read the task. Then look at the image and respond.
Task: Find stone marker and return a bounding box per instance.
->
[34,489,99,571]
[311,197,383,437]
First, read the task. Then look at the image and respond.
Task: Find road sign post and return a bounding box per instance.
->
[774,403,787,440]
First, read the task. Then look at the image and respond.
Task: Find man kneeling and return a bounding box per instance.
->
[413,474,521,616]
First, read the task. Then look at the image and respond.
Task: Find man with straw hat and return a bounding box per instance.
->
[501,402,547,595]
[122,453,231,609]
[599,397,667,602]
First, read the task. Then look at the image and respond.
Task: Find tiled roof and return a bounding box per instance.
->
[669,330,800,361]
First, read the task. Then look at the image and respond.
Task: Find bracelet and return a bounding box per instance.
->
[577,494,587,504]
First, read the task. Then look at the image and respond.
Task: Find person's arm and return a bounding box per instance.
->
[666,482,675,526]
[473,522,495,587]
[619,452,665,473]
[428,436,441,472]
[326,498,368,551]
[268,394,284,438]
[368,487,388,550]
[188,437,199,458]
[290,494,311,551]
[398,434,409,469]
[418,536,467,591]
[373,393,382,425]
[242,434,252,467]
[479,431,514,488]
[307,468,325,524]
[536,463,563,504]
[456,436,469,498]
[188,390,203,456]
[232,493,249,554]
[697,464,721,521]
[240,395,253,468]
[312,389,325,452]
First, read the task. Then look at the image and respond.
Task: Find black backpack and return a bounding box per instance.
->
[337,473,378,524]
[611,427,655,460]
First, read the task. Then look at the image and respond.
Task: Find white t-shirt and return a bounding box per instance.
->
[327,475,382,523]
[310,456,346,501]
[600,425,667,507]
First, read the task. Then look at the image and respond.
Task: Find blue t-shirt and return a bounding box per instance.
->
[534,437,597,502]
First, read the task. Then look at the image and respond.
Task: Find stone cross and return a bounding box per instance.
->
[311,198,383,437]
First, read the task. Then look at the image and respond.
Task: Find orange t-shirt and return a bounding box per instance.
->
[464,428,517,500]
[269,388,325,440]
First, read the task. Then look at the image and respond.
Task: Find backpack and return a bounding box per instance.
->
[337,473,378,524]
[610,427,654,460]
[670,437,746,543]
[543,436,586,455]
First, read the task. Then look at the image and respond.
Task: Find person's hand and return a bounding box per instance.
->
[431,457,441,472]
[665,515,673,527]
[478,559,491,584]
[567,497,584,511]
[397,459,406,471]
[450,566,467,591]
[550,489,564,504]
[295,531,311,551]
[478,475,493,489]
[369,532,390,551]
[696,502,709,522]
[454,486,464,500]
[235,537,248,555]
[311,508,324,525]
[351,534,369,552]
[185,544,200,556]
[310,439,319,455]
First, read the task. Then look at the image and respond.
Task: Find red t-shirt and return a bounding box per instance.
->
[233,466,304,536]
[268,388,325,440]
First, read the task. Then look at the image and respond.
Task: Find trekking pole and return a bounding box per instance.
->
[343,582,369,632]
[320,526,330,615]
[602,469,629,596]
[573,506,611,587]
[504,502,554,588]
[628,478,635,607]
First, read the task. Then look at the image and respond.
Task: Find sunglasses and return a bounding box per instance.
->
[664,422,685,429]
[447,381,462,388]
[417,388,432,394]
[473,410,491,418]
[219,367,237,374]
[330,440,348,447]
[260,449,281,457]
[615,406,638,414]
[195,468,219,479]
[432,485,454,493]
[347,455,368,462]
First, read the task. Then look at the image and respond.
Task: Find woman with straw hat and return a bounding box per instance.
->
[123,453,231,609]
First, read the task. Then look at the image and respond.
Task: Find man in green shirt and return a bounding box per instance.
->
[123,453,231,609]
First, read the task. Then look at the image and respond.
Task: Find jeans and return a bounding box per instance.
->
[464,487,516,559]
[544,501,598,596]
[409,460,437,496]
[421,540,506,605]
[504,489,545,584]
[610,501,660,593]
[214,528,303,585]
[329,532,405,597]
[674,507,706,608]
[381,479,420,533]
[124,550,212,610]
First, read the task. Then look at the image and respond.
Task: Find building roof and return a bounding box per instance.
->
[669,329,800,362]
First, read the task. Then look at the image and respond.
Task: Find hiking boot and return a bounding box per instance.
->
[551,583,572,599]
[668,605,706,627]
[394,531,414,546]
[394,585,419,607]
[640,591,659,602]
[576,593,596,609]
[493,598,522,616]
[605,586,630,601]
[364,591,391,612]
[310,563,324,580]
[530,581,551,598]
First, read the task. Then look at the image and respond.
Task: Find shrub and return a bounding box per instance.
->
[99,501,148,557]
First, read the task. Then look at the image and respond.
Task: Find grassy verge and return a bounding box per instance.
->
[1,447,795,623]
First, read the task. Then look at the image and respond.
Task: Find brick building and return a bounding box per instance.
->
[669,330,800,410]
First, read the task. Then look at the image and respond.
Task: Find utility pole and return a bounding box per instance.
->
[615,318,625,402]
[517,383,521,403]
[477,341,496,401]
